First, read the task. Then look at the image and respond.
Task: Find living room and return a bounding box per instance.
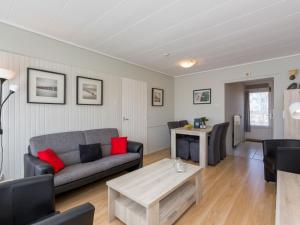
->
[0,1,300,225]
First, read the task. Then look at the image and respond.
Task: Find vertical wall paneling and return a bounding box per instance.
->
[0,50,122,179]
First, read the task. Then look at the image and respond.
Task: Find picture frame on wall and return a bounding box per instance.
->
[152,88,164,106]
[77,76,103,105]
[27,68,66,104]
[193,88,211,104]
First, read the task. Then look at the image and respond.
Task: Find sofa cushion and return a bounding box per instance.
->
[37,148,65,173]
[84,128,119,157]
[54,153,140,186]
[111,137,127,155]
[29,131,86,166]
[79,143,102,163]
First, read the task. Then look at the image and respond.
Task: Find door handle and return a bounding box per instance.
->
[123,117,129,121]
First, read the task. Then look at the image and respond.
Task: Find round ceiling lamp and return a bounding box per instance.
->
[179,59,197,68]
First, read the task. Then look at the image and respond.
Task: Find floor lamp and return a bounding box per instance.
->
[0,68,18,180]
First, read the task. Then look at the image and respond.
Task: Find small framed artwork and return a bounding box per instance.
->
[193,88,211,104]
[152,88,164,106]
[27,68,66,104]
[77,76,103,105]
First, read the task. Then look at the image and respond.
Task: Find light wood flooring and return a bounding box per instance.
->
[56,149,276,225]
[233,141,264,160]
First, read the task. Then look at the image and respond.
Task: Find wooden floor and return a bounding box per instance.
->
[56,149,276,225]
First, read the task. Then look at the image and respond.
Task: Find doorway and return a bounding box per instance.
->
[225,78,274,160]
[121,78,147,153]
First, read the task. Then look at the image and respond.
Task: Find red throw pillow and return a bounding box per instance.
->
[111,137,128,155]
[37,148,65,173]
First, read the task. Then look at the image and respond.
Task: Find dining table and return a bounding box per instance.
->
[171,126,213,168]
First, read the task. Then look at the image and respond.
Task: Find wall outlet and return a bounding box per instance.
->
[0,173,4,181]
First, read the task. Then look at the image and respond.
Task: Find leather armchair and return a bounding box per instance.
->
[32,203,95,225]
[262,139,300,182]
[0,175,95,225]
[276,147,300,174]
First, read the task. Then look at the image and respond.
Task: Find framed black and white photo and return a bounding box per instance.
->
[193,88,211,104]
[77,76,103,105]
[152,88,164,106]
[27,68,66,104]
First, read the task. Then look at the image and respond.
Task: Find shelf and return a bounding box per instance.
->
[114,182,196,225]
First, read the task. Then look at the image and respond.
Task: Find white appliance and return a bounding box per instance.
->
[233,115,243,148]
[284,89,300,139]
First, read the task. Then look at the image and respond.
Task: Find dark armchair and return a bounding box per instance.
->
[277,147,300,174]
[262,139,300,182]
[0,175,95,225]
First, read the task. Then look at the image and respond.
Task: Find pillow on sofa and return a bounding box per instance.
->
[37,148,65,173]
[79,143,102,163]
[111,137,127,155]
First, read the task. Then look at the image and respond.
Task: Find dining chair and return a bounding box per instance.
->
[167,121,190,160]
[220,122,230,160]
[190,123,223,165]
[178,120,188,127]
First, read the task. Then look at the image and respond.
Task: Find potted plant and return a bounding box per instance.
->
[200,117,209,128]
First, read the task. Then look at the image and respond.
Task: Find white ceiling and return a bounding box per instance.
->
[0,0,300,77]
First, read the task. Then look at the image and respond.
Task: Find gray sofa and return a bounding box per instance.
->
[24,128,143,194]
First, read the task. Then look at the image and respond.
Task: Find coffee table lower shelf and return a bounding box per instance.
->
[114,182,196,225]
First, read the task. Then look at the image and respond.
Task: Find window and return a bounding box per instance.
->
[249,92,269,126]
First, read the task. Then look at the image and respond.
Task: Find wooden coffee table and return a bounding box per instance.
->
[106,159,202,225]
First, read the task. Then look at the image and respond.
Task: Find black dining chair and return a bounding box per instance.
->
[167,121,190,160]
[179,120,189,127]
[220,122,230,160]
[207,124,223,165]
[276,147,300,174]
[189,123,223,165]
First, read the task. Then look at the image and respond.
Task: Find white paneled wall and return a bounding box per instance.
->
[0,50,122,179]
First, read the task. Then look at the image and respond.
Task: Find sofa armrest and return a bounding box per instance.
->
[31,203,95,225]
[24,154,54,177]
[127,141,143,168]
[127,141,143,154]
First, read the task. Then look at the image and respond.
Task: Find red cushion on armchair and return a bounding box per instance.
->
[111,137,128,155]
[37,148,65,173]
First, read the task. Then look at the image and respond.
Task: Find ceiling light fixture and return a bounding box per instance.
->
[179,59,196,68]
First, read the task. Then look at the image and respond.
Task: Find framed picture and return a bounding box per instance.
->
[193,88,211,104]
[77,76,103,105]
[27,68,66,104]
[152,88,164,106]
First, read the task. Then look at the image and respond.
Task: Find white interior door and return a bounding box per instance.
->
[122,78,147,153]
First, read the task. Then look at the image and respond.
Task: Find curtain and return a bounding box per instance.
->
[244,90,251,132]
